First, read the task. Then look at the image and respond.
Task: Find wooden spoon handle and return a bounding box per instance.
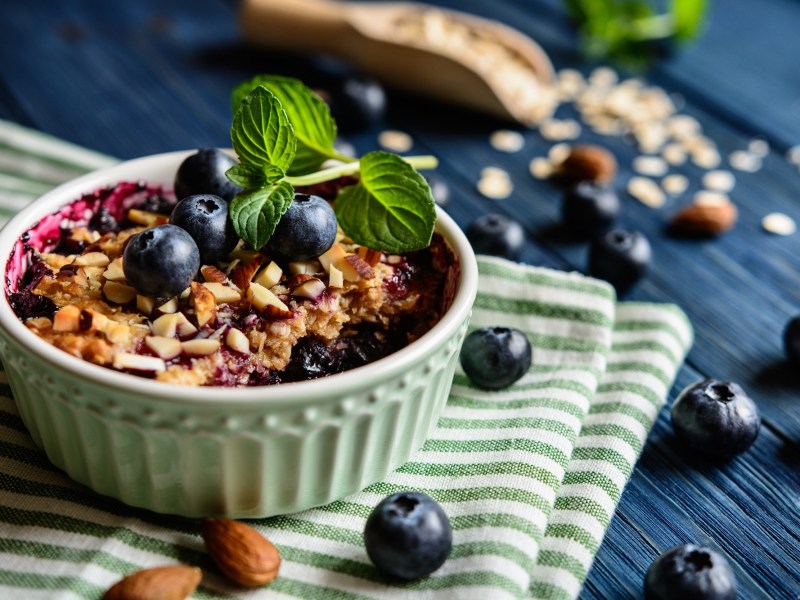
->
[240,0,354,54]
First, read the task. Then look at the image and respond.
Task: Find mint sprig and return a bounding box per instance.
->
[227,77,437,254]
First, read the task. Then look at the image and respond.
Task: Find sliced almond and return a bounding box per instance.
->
[157,296,179,314]
[201,265,229,284]
[74,252,110,268]
[151,313,180,338]
[318,244,347,272]
[329,264,344,288]
[175,312,198,336]
[191,282,217,327]
[335,254,375,282]
[181,338,221,356]
[225,328,251,354]
[56,265,88,287]
[247,282,290,316]
[357,246,383,267]
[145,336,182,359]
[113,352,166,372]
[670,202,737,237]
[288,260,321,276]
[127,209,168,227]
[292,277,326,300]
[103,281,137,305]
[202,282,242,304]
[228,247,262,262]
[102,257,126,282]
[79,309,109,333]
[104,322,131,345]
[253,261,283,288]
[53,305,81,332]
[136,295,157,316]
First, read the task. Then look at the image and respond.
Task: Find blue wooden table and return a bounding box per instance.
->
[2,0,800,597]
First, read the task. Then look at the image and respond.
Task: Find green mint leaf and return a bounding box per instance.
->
[231,86,296,179]
[335,152,436,253]
[229,181,295,250]
[670,0,707,40]
[225,164,267,188]
[233,75,339,175]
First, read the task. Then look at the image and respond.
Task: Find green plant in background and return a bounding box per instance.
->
[564,0,708,65]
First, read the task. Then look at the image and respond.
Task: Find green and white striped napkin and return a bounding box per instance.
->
[0,120,692,599]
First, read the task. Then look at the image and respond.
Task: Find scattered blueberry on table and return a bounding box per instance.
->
[671,379,761,461]
[364,491,452,581]
[123,224,201,297]
[460,326,532,390]
[466,213,525,259]
[561,180,620,237]
[169,194,238,264]
[645,544,737,600]
[588,228,651,294]
[266,193,338,262]
[174,148,243,202]
[329,75,387,132]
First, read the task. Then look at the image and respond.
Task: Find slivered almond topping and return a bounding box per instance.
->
[53,305,81,332]
[357,246,383,267]
[225,328,251,354]
[288,260,321,276]
[175,312,198,336]
[79,309,109,332]
[181,338,221,356]
[287,274,315,288]
[157,296,179,314]
[247,282,290,316]
[318,244,347,271]
[56,265,88,287]
[292,277,326,300]
[253,261,282,288]
[335,254,375,282]
[151,313,180,338]
[102,257,126,281]
[73,252,110,267]
[103,281,137,304]
[228,247,262,262]
[201,264,229,284]
[127,209,168,227]
[230,258,264,290]
[329,264,344,288]
[145,336,182,359]
[179,287,191,299]
[201,282,242,304]
[136,295,156,315]
[104,322,131,344]
[190,282,217,327]
[113,352,166,372]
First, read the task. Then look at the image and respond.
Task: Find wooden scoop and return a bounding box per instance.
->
[240,0,556,125]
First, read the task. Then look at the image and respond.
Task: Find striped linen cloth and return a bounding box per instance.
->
[0,120,692,599]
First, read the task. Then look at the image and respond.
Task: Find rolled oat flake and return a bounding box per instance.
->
[378,130,413,153]
[762,212,796,236]
[489,129,525,153]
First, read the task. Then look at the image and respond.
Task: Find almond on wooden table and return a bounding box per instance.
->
[559,144,617,183]
[101,564,201,600]
[202,517,281,587]
[669,201,738,237]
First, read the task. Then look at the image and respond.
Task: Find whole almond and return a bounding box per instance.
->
[669,201,738,237]
[560,144,617,183]
[202,518,281,587]
[101,565,201,600]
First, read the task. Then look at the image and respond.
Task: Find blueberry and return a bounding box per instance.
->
[671,379,761,461]
[562,181,620,236]
[645,544,737,600]
[267,194,337,262]
[783,315,800,365]
[466,214,525,259]
[424,173,450,206]
[123,224,200,297]
[364,491,452,581]
[169,194,239,264]
[330,76,387,132]
[174,149,243,202]
[460,326,532,390]
[588,229,651,294]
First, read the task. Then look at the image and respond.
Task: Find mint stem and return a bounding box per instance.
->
[285,155,439,186]
[629,13,674,40]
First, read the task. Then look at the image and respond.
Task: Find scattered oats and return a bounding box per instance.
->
[529,157,553,180]
[662,143,688,166]
[786,145,800,165]
[662,174,689,196]
[729,150,762,173]
[378,130,413,153]
[589,66,618,87]
[627,176,666,208]
[540,119,581,141]
[762,212,796,235]
[548,143,571,165]
[637,127,667,154]
[667,115,701,140]
[702,170,736,193]
[489,129,525,153]
[748,138,769,157]
[477,171,513,199]
[693,190,731,206]
[691,145,721,169]
[481,166,509,179]
[556,69,585,100]
[633,155,669,177]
